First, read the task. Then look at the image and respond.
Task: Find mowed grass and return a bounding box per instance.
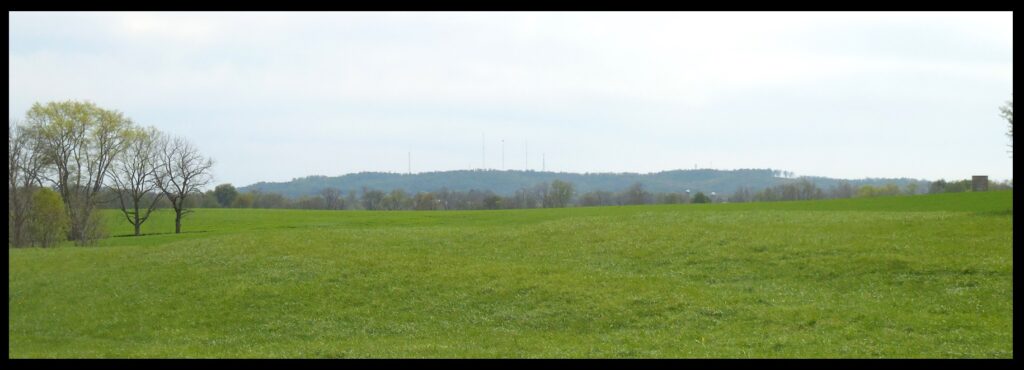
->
[8,191,1013,358]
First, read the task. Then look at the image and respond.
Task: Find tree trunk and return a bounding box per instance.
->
[175,210,182,234]
[134,204,141,236]
[69,211,86,244]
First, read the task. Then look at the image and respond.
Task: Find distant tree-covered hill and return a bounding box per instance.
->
[238,169,929,198]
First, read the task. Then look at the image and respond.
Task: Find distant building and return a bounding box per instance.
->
[972,176,988,192]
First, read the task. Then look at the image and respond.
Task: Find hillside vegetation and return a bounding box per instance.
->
[240,169,929,198]
[8,191,1013,358]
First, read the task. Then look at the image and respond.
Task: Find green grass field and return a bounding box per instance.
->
[8,191,1014,358]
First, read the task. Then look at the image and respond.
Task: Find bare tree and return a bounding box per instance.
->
[10,121,31,247]
[155,135,214,234]
[110,126,165,236]
[361,187,385,210]
[1001,99,1012,157]
[320,187,342,210]
[9,121,49,247]
[26,101,132,244]
[622,182,650,205]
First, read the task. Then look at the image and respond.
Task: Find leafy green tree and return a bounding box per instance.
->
[483,195,502,209]
[214,183,239,208]
[944,179,972,193]
[691,192,711,203]
[547,180,574,208]
[856,185,878,198]
[26,101,132,245]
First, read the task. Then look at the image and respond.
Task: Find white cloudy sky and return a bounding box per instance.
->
[9,12,1013,187]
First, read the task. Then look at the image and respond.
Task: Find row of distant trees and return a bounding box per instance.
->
[156,176,1009,212]
[9,101,213,247]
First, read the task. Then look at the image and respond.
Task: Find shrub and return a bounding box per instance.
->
[692,192,711,204]
[26,188,70,247]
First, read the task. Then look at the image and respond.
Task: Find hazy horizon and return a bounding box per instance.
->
[9,12,1014,187]
[246,167,938,186]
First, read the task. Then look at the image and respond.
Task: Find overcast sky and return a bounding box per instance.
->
[9,12,1013,187]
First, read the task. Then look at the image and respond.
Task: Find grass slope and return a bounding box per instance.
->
[8,191,1013,358]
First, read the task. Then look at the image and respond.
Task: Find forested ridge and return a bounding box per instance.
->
[241,168,928,198]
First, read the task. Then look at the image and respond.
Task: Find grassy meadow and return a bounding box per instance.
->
[7,191,1014,358]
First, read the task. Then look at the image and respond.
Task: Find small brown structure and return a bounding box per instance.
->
[972,176,989,192]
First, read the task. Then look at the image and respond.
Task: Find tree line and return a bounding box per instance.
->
[9,101,213,247]
[144,176,1009,213]
[241,168,931,200]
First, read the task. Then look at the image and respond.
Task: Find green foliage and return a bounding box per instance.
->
[482,195,502,210]
[26,188,69,247]
[24,100,133,245]
[8,191,1013,357]
[623,182,650,205]
[546,180,574,208]
[200,191,220,208]
[856,184,901,198]
[691,192,710,203]
[231,193,255,208]
[413,192,439,211]
[904,182,919,195]
[214,184,239,208]
[240,169,928,199]
[361,188,385,210]
[253,192,287,209]
[928,179,974,194]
